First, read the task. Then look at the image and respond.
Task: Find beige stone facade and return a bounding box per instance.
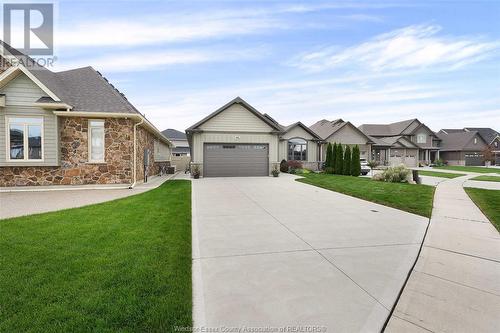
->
[0,117,168,187]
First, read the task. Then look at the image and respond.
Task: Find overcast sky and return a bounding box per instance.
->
[48,1,500,131]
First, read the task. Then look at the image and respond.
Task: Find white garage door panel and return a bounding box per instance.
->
[204,143,269,177]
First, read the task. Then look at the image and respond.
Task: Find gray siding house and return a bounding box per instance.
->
[310,119,373,161]
[359,119,440,167]
[437,129,490,166]
[186,97,322,177]
[0,42,172,187]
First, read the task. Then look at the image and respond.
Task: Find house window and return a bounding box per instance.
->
[88,120,105,162]
[474,137,477,144]
[417,134,426,144]
[495,141,498,148]
[288,138,307,161]
[7,117,43,161]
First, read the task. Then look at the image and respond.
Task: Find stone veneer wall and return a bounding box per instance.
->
[0,117,135,186]
[135,126,169,182]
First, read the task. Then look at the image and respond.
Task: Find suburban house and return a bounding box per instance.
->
[186,97,322,177]
[162,129,190,156]
[309,119,373,161]
[440,128,500,165]
[0,42,172,187]
[359,119,441,167]
[437,129,490,166]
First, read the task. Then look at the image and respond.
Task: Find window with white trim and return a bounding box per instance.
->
[88,120,105,162]
[473,137,478,144]
[288,138,307,161]
[7,117,43,161]
[416,133,426,144]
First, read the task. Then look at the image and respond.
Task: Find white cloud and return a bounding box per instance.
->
[290,24,500,72]
[53,46,268,72]
[55,14,283,48]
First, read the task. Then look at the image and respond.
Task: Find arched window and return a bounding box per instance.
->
[288,138,307,161]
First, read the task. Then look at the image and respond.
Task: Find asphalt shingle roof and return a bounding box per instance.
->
[359,119,417,136]
[436,131,482,151]
[464,128,499,144]
[1,41,140,114]
[162,129,187,140]
[309,119,344,140]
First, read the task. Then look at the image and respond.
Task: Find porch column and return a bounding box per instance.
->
[437,150,440,160]
[426,150,429,163]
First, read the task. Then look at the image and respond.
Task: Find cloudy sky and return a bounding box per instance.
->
[49,1,500,131]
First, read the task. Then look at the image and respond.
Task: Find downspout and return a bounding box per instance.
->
[129,117,144,189]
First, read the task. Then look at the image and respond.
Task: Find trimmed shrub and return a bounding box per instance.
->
[332,143,337,171]
[280,159,288,172]
[351,145,361,177]
[325,143,333,172]
[343,146,352,175]
[434,159,445,167]
[335,144,344,174]
[287,160,303,172]
[324,167,335,174]
[373,165,411,183]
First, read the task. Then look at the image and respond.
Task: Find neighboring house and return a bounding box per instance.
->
[438,128,494,165]
[309,119,373,161]
[359,119,440,167]
[0,42,172,187]
[162,129,190,156]
[186,97,322,177]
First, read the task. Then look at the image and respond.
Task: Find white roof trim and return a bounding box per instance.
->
[0,65,61,101]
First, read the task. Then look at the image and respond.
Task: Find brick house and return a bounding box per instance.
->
[0,42,172,187]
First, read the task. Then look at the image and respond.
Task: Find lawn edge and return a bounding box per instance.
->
[464,187,500,232]
[296,177,435,218]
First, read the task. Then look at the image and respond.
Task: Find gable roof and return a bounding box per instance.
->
[310,119,373,143]
[464,127,499,144]
[1,41,139,114]
[162,129,187,140]
[185,97,283,132]
[359,119,419,137]
[282,121,322,140]
[370,135,419,148]
[436,131,486,151]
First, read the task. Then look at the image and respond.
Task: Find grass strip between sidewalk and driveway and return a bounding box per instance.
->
[418,170,462,179]
[470,175,500,182]
[297,173,435,218]
[434,166,500,174]
[465,188,500,232]
[0,180,192,332]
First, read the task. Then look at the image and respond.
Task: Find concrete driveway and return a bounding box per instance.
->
[192,174,428,331]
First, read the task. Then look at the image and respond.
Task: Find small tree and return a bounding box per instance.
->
[325,143,333,172]
[335,144,344,174]
[351,145,361,176]
[343,146,352,175]
[482,145,494,166]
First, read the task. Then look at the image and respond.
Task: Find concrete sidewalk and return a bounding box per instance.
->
[386,175,500,332]
[0,174,176,219]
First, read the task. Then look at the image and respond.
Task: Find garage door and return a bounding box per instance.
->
[465,153,483,166]
[204,143,269,177]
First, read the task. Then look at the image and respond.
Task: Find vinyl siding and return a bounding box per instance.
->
[199,104,273,132]
[0,73,58,166]
[154,140,171,162]
[280,125,318,163]
[323,124,371,161]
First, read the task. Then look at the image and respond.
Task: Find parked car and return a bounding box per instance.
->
[360,159,370,175]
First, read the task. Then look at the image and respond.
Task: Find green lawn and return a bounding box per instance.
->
[297,173,435,218]
[470,175,500,182]
[418,170,462,179]
[434,166,500,174]
[465,188,500,231]
[0,180,192,332]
